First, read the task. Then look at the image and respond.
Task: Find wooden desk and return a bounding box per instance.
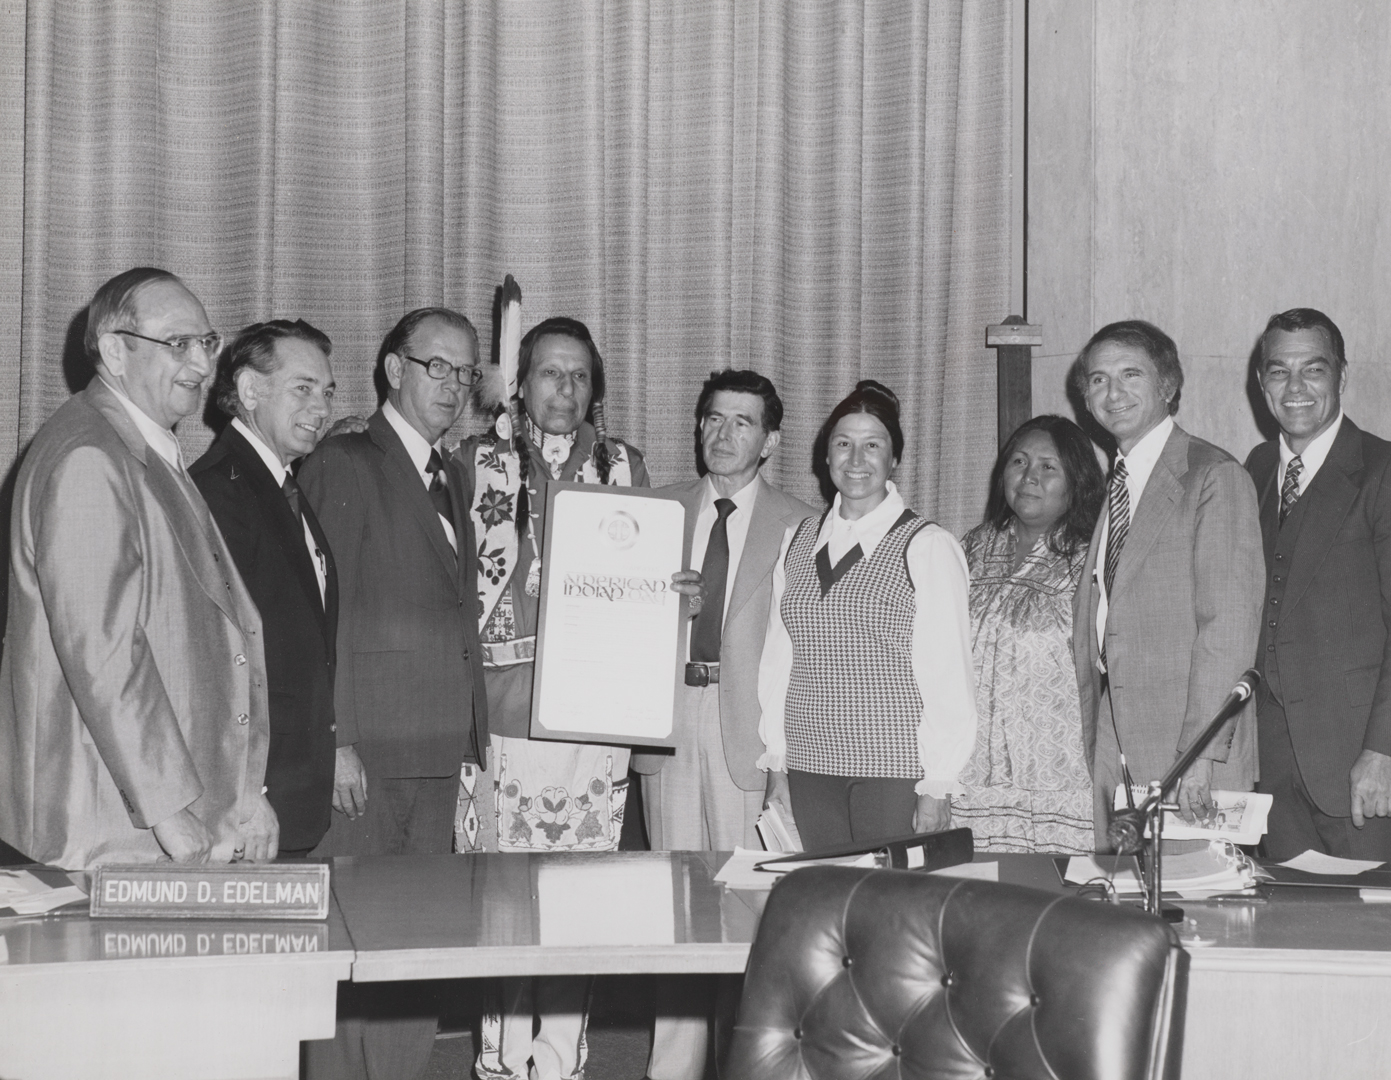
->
[0,902,354,1080]
[332,850,758,981]
[335,851,1391,1080]
[4,852,1389,1079]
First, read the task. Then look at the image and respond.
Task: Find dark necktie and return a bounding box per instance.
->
[1280,455,1303,525]
[282,474,303,523]
[1104,458,1129,598]
[690,498,736,663]
[425,448,453,523]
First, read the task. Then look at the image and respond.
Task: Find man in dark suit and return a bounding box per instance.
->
[1246,308,1391,860]
[191,319,339,857]
[299,307,488,1080]
[1070,320,1264,850]
[633,369,813,1080]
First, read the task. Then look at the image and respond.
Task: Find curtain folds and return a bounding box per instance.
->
[3,0,1010,531]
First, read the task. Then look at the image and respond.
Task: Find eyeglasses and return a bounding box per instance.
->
[114,329,224,359]
[405,355,484,386]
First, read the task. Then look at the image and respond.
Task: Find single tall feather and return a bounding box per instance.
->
[498,274,523,441]
[497,275,530,537]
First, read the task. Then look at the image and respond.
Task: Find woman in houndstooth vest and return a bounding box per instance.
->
[757,380,978,850]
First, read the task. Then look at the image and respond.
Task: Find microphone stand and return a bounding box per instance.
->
[1110,670,1260,919]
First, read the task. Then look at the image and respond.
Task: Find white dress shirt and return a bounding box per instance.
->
[1095,414,1173,655]
[685,473,760,661]
[98,376,185,471]
[1278,411,1343,496]
[756,481,977,799]
[383,399,456,551]
[231,418,328,606]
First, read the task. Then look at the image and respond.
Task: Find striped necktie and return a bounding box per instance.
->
[1104,458,1129,597]
[1280,455,1303,525]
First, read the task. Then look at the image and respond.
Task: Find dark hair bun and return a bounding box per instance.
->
[853,379,900,415]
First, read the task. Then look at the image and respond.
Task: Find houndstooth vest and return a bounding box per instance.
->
[782,508,927,778]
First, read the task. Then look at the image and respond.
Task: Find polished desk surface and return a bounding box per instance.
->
[0,895,353,1080]
[331,850,1391,982]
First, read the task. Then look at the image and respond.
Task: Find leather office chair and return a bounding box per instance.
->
[725,866,1188,1080]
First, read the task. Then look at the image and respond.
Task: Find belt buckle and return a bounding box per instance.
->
[684,662,712,688]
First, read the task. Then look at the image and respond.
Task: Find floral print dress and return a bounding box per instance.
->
[952,522,1093,853]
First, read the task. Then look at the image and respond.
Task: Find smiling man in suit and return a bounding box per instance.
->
[1245,308,1391,860]
[633,368,813,1080]
[191,319,339,857]
[299,307,488,1080]
[0,267,273,870]
[1071,320,1264,851]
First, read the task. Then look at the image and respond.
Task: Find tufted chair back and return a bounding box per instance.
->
[725,866,1187,1080]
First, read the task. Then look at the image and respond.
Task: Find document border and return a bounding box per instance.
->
[530,481,689,748]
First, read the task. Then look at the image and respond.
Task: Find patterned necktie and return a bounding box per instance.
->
[425,448,453,522]
[1104,458,1130,597]
[282,474,303,523]
[1280,455,1303,525]
[690,498,737,663]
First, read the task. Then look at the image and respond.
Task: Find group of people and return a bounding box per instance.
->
[0,265,1388,1080]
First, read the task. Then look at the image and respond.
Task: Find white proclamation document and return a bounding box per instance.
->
[531,483,687,747]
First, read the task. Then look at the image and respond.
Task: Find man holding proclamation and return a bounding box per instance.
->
[633,368,813,1080]
[458,315,648,1080]
[1070,320,1263,851]
[192,319,339,857]
[0,267,274,870]
[1245,308,1391,859]
[299,307,488,1080]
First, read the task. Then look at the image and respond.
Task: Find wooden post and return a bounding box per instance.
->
[986,316,1042,449]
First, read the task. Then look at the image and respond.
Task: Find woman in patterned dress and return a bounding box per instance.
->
[758,381,978,849]
[953,415,1106,853]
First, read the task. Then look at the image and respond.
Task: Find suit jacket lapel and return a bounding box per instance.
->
[726,476,785,624]
[1111,426,1185,600]
[1251,449,1281,563]
[222,426,328,624]
[86,381,246,629]
[1283,419,1362,616]
[369,412,459,580]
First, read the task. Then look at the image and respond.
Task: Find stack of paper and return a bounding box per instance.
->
[1113,786,1273,846]
[1065,843,1257,898]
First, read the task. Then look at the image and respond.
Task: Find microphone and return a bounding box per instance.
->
[1106,669,1261,854]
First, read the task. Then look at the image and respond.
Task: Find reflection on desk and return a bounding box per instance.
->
[334,851,762,981]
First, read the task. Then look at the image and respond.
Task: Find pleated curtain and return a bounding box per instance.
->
[0,0,1011,532]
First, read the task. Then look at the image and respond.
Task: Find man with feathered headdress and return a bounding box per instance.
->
[456,313,649,1080]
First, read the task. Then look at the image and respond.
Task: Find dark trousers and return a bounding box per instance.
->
[1258,696,1391,861]
[305,775,459,1080]
[787,770,918,851]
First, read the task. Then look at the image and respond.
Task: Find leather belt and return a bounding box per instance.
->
[482,636,536,669]
[685,661,720,687]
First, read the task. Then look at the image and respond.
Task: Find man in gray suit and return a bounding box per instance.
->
[0,267,274,870]
[1246,308,1391,859]
[1070,320,1263,851]
[634,369,813,1080]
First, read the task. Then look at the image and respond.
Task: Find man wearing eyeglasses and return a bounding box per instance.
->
[298,307,489,1080]
[0,267,276,871]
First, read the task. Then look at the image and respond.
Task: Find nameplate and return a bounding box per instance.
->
[90,862,330,920]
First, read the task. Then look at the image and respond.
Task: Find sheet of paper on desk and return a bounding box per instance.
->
[0,869,87,915]
[536,861,675,946]
[714,848,787,890]
[1280,850,1385,875]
